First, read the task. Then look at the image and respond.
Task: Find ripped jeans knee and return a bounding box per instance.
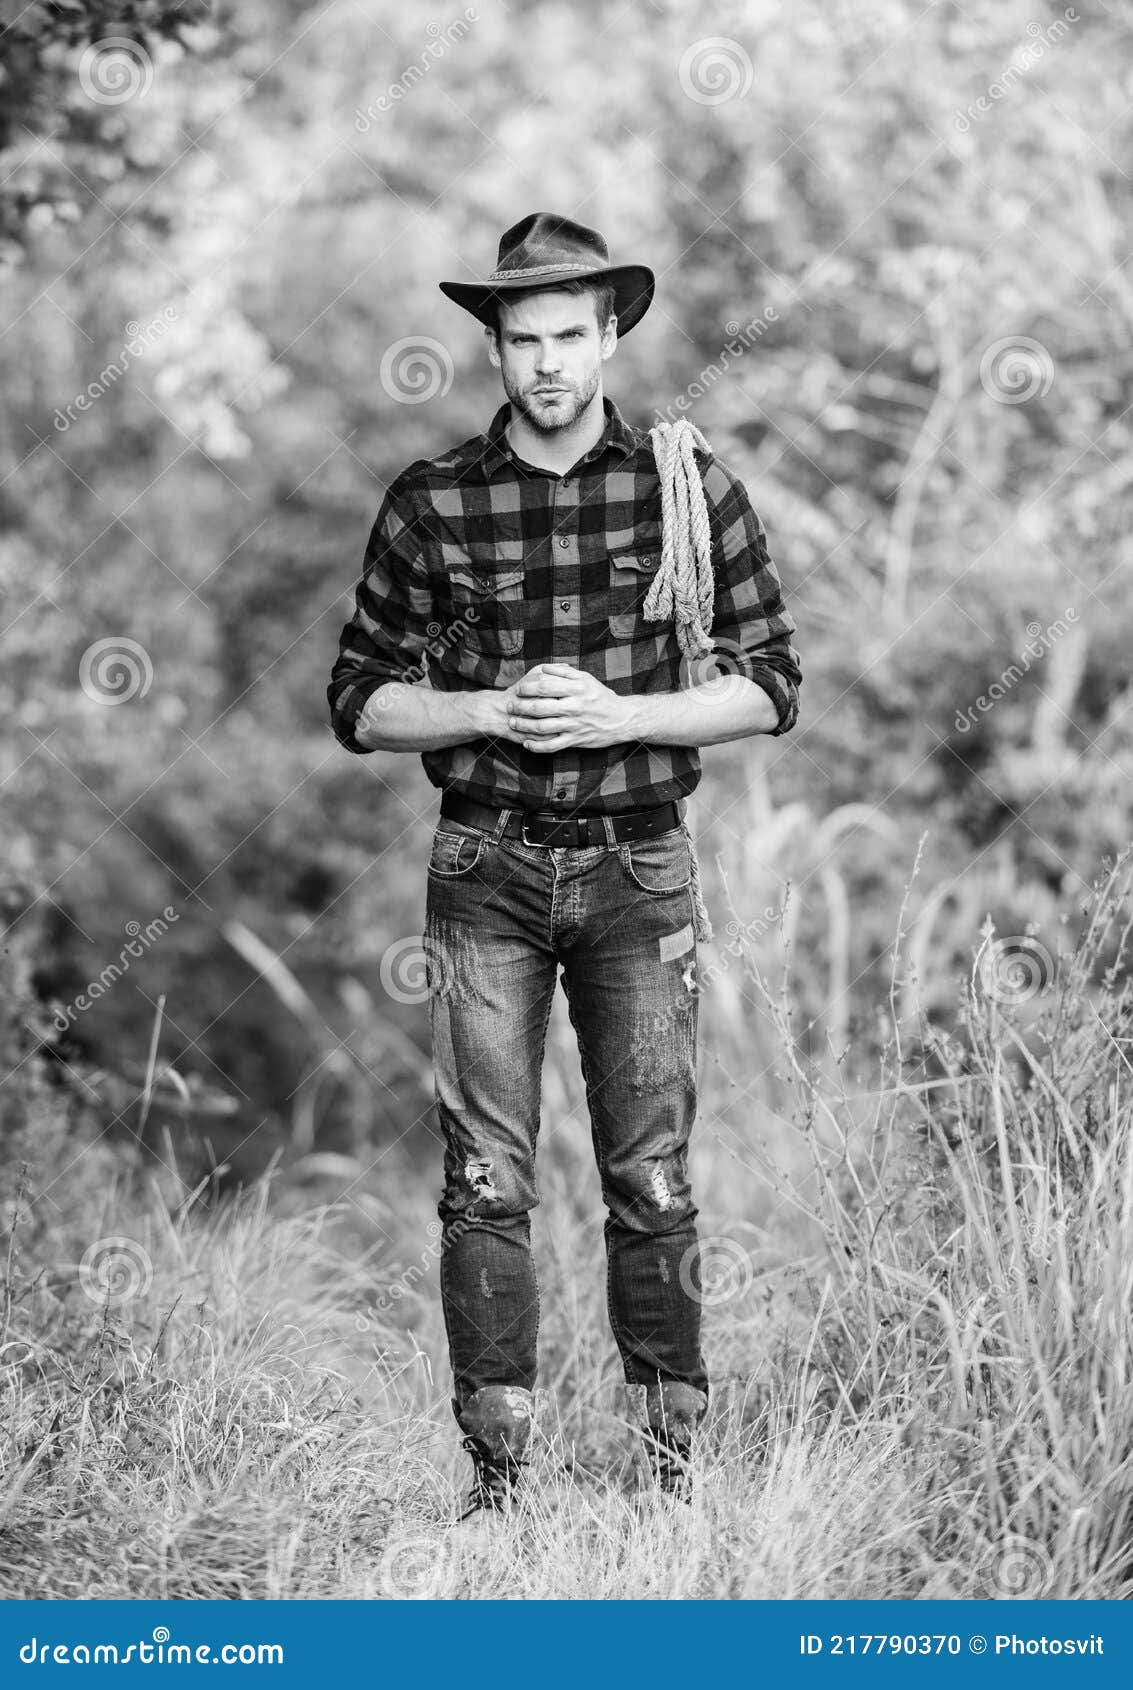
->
[438,1142,537,1228]
[603,1150,696,1235]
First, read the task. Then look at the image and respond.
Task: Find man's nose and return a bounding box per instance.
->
[536,343,562,372]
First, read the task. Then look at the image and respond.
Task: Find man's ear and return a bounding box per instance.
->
[485,325,500,368]
[600,314,618,361]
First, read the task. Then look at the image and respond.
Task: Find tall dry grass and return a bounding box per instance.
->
[1,849,1131,1598]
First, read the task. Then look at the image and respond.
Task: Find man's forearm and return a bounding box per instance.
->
[348,669,783,755]
[623,674,780,746]
[353,679,496,752]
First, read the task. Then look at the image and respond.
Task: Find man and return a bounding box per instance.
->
[327,212,801,1520]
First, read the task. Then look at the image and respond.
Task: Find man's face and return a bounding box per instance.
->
[486,288,617,433]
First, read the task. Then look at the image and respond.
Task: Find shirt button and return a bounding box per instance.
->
[560,600,569,611]
[558,536,569,548]
[555,787,567,798]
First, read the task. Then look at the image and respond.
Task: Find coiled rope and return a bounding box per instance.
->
[642,417,716,945]
[644,418,716,660]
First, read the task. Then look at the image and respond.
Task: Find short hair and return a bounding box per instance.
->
[489,278,617,337]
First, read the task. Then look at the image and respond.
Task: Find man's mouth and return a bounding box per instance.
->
[532,386,568,395]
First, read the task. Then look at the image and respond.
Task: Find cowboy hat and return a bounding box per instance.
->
[438,211,655,336]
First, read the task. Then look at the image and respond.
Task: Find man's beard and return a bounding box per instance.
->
[504,367,601,434]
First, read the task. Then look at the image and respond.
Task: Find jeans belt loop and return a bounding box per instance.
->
[490,807,512,845]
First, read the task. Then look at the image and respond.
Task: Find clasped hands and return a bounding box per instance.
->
[494,663,636,753]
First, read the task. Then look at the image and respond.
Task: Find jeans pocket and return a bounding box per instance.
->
[616,825,692,894]
[428,823,487,878]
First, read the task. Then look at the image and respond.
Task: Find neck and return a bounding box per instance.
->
[506,389,606,474]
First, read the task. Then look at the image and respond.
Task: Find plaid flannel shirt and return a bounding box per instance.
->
[327,396,801,814]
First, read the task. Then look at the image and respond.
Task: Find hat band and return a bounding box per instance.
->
[488,260,605,280]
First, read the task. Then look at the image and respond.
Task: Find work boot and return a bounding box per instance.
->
[458,1435,525,1520]
[452,1384,535,1523]
[639,1381,708,1504]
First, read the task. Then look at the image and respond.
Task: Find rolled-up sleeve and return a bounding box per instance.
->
[327,476,436,754]
[699,457,802,736]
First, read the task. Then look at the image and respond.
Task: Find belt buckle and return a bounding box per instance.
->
[520,813,544,847]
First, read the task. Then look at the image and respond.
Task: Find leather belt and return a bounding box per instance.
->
[438,791,684,848]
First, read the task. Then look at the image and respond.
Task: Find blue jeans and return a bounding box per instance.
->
[423,806,710,1429]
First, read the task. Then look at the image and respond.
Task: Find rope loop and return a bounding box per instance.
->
[644,418,716,659]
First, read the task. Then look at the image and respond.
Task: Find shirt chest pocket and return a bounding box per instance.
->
[446,564,526,655]
[608,549,662,640]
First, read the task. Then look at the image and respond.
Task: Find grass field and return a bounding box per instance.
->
[2,851,1131,1600]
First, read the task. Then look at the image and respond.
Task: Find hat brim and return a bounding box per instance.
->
[438,264,654,336]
